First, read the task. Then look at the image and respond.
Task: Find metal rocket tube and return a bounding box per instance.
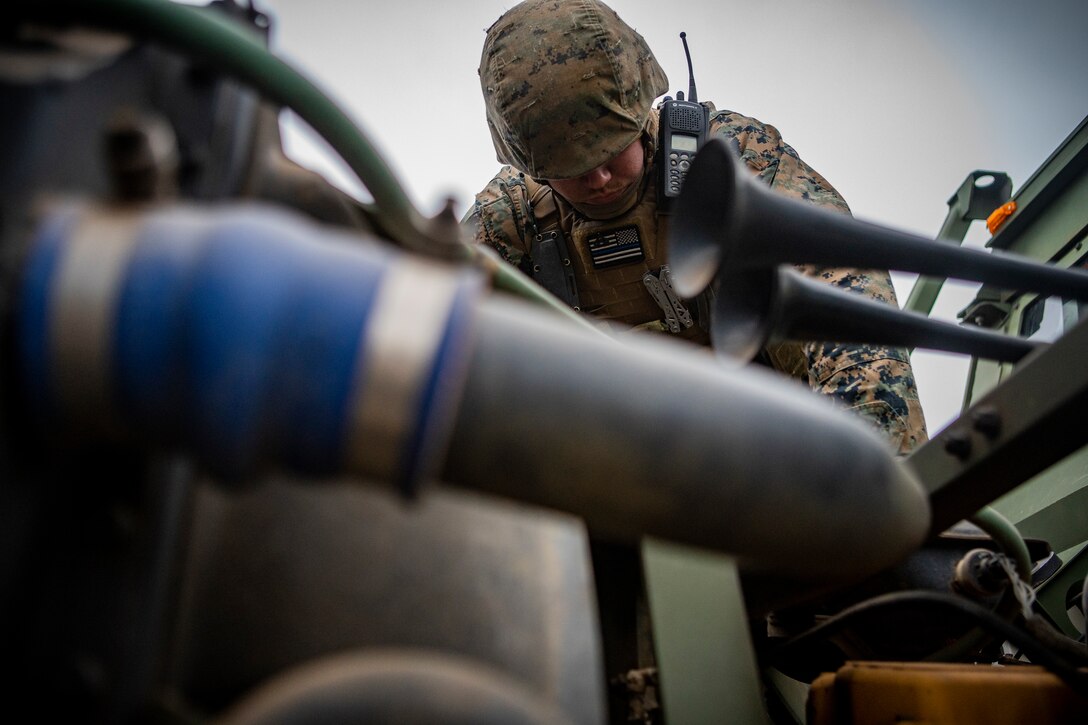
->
[16,203,929,581]
[443,298,930,581]
[16,204,479,489]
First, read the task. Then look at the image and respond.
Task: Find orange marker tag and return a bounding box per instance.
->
[986,201,1017,235]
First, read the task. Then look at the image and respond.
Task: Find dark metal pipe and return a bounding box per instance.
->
[671,138,1088,302]
[711,266,1042,364]
[216,650,570,725]
[18,203,929,583]
[443,298,930,582]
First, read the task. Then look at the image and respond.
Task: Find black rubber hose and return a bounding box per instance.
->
[767,590,1088,697]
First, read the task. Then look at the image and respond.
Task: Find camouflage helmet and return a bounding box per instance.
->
[479,0,668,180]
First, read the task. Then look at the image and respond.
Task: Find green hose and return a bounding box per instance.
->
[13,0,601,331]
[472,246,602,331]
[16,0,425,247]
[926,506,1033,662]
[969,506,1032,583]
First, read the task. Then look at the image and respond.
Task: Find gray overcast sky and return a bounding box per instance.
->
[255,0,1088,432]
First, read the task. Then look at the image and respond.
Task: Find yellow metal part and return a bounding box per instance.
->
[808,661,1088,725]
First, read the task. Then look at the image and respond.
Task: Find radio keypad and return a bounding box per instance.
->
[668,151,693,194]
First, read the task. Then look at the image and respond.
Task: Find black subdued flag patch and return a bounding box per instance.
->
[587,225,644,268]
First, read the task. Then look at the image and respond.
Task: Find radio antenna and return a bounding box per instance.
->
[680,32,697,103]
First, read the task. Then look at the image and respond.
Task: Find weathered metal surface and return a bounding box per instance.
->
[173,479,605,724]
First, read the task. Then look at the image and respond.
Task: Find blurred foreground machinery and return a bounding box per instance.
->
[1,2,1086,724]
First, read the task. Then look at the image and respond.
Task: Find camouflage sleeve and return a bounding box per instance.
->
[464,166,536,275]
[710,109,928,454]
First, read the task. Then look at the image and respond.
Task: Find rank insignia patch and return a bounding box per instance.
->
[586,225,644,268]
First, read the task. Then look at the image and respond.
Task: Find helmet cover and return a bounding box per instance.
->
[479,0,668,179]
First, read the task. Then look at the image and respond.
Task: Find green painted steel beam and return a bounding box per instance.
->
[904,171,1011,317]
[988,115,1088,255]
[906,315,1088,536]
[961,116,1088,406]
[642,539,769,725]
[994,450,1088,553]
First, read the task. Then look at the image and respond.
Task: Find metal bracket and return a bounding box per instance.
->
[906,315,1088,536]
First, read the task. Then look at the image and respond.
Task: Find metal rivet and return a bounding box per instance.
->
[972,407,1002,439]
[944,431,972,460]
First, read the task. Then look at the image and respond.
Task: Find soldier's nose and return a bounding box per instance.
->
[582,165,611,189]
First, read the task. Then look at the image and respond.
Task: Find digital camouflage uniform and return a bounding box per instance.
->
[467,0,927,454]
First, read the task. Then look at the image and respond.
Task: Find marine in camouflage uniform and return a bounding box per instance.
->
[465,0,927,454]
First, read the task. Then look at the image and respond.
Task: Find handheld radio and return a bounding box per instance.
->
[657,32,709,208]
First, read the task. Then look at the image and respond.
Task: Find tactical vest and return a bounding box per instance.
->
[524,173,709,343]
[473,107,921,408]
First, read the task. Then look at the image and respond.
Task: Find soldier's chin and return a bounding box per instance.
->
[571,183,640,220]
[588,186,627,205]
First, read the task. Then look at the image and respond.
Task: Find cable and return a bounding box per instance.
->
[970,506,1032,582]
[953,513,1087,667]
[1024,612,1088,667]
[473,245,600,330]
[921,506,1035,663]
[767,590,1088,697]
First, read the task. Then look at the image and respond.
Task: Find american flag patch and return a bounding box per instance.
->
[587,225,644,268]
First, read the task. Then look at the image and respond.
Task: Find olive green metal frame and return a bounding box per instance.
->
[907,115,1088,643]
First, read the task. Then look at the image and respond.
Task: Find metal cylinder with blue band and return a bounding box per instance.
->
[14,201,932,582]
[16,203,481,493]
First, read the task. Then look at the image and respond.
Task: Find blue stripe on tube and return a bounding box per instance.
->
[113,206,386,477]
[23,204,479,487]
[396,278,479,492]
[17,209,78,426]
